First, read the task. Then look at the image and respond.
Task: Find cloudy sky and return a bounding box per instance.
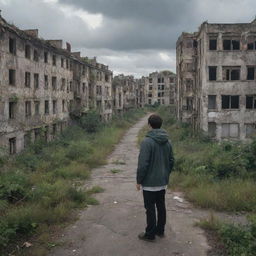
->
[0,0,255,77]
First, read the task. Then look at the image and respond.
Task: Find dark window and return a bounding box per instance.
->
[246,95,256,109]
[223,67,240,81]
[9,101,16,119]
[83,83,85,93]
[246,124,256,138]
[231,69,240,80]
[52,55,56,66]
[61,78,65,91]
[45,100,49,115]
[25,72,31,87]
[222,95,239,109]
[61,58,64,68]
[34,101,40,115]
[209,39,217,50]
[149,78,152,83]
[44,75,48,89]
[34,73,39,89]
[52,76,57,90]
[52,124,57,136]
[9,38,16,54]
[53,100,57,114]
[248,42,254,50]
[9,69,16,85]
[223,39,240,50]
[24,133,31,148]
[158,78,161,83]
[247,67,255,80]
[232,40,240,50]
[208,95,216,109]
[25,45,31,59]
[66,59,69,69]
[208,122,216,138]
[62,100,65,112]
[223,40,231,50]
[25,101,31,117]
[9,137,16,155]
[44,52,48,63]
[34,128,41,141]
[209,66,217,81]
[33,49,39,62]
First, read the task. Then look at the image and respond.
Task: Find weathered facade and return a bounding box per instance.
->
[145,71,176,106]
[0,16,113,154]
[176,20,256,140]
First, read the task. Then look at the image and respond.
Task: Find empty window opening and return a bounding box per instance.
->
[52,76,57,90]
[25,72,31,87]
[149,78,152,83]
[186,79,193,91]
[44,75,48,89]
[34,73,39,89]
[24,133,31,148]
[61,58,64,68]
[45,100,49,115]
[52,124,57,136]
[186,97,193,111]
[44,51,48,63]
[34,128,40,141]
[33,50,39,62]
[209,66,217,81]
[208,95,216,109]
[61,78,65,91]
[223,67,240,81]
[25,101,31,117]
[53,100,57,114]
[9,137,16,155]
[9,38,16,54]
[209,39,217,50]
[245,124,256,138]
[9,69,16,85]
[221,123,239,138]
[25,44,31,59]
[62,100,65,112]
[208,122,216,138]
[83,83,86,93]
[9,101,16,119]
[222,95,239,109]
[223,39,240,50]
[34,101,40,115]
[247,67,255,80]
[44,126,49,142]
[52,55,56,66]
[246,95,256,109]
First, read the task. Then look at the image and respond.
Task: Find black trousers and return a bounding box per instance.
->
[143,189,166,239]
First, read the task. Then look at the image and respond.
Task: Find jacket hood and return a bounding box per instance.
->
[146,129,169,144]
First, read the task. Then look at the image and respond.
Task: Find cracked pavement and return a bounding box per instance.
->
[49,114,210,256]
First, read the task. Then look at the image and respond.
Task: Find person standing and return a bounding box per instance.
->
[136,114,174,242]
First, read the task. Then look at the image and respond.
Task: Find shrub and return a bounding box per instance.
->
[80,110,102,133]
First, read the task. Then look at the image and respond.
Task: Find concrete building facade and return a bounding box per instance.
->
[176,20,256,141]
[145,71,176,106]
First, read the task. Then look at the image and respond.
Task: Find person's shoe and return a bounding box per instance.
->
[155,232,165,238]
[138,232,155,242]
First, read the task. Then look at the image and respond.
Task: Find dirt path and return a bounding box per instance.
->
[49,115,211,256]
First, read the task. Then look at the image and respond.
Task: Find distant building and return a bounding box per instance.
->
[176,20,256,140]
[145,71,176,106]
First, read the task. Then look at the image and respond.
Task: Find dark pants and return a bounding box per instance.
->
[143,189,166,239]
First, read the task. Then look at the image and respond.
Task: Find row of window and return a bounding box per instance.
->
[209,66,256,81]
[8,122,67,154]
[149,77,175,84]
[208,122,256,139]
[8,99,73,119]
[209,38,256,51]
[208,95,256,110]
[9,38,72,69]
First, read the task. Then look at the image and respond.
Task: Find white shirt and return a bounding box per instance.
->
[142,185,167,191]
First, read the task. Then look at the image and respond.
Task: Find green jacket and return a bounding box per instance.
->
[137,129,174,187]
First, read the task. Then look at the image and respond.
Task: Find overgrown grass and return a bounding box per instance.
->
[0,108,146,255]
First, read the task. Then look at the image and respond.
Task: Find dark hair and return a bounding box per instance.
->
[148,114,163,129]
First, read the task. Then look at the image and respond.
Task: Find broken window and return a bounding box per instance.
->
[208,95,216,109]
[25,72,31,87]
[25,101,31,117]
[223,67,240,81]
[52,124,57,136]
[221,123,239,138]
[158,78,161,83]
[44,75,48,89]
[24,132,31,148]
[246,95,256,109]
[208,122,216,138]
[149,78,152,83]
[44,126,49,142]
[62,100,65,112]
[162,99,165,104]
[34,73,39,89]
[9,38,16,54]
[52,55,56,66]
[162,84,165,90]
[149,85,153,90]
[34,128,41,141]
[222,95,239,109]
[34,101,40,115]
[245,124,256,138]
[66,59,69,69]
[9,137,16,155]
[186,97,193,111]
[33,50,39,62]
[52,76,57,90]
[61,58,64,68]
[61,78,65,91]
[186,79,193,91]
[158,92,161,97]
[169,77,174,83]
[247,37,256,50]
[148,93,152,97]
[148,99,152,105]
[25,44,31,59]
[223,39,240,50]
[209,39,217,50]
[70,81,73,92]
[9,69,16,85]
[53,100,57,114]
[209,66,217,81]
[9,101,16,119]
[247,67,255,80]
[44,51,48,63]
[45,100,49,115]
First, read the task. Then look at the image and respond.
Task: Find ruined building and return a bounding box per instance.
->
[176,20,256,140]
[145,71,176,106]
[0,16,112,154]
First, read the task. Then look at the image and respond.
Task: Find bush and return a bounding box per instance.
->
[80,110,102,133]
